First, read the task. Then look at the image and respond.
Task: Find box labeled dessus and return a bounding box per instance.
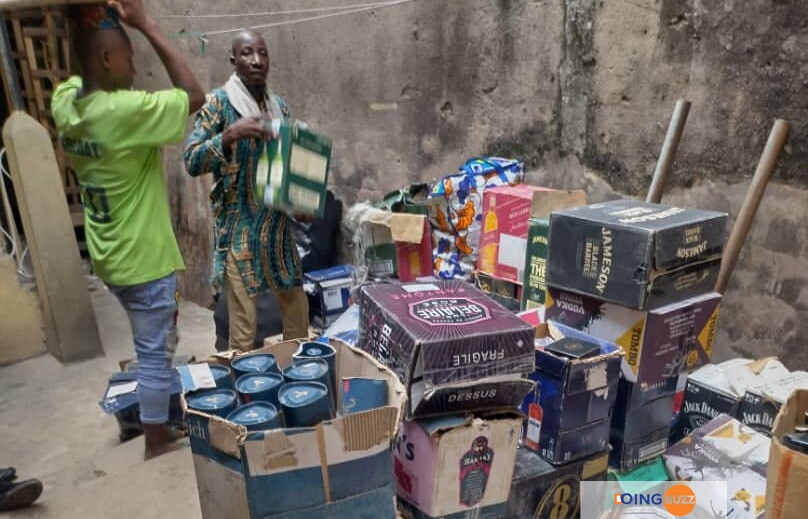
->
[358,280,536,417]
[547,200,727,310]
[260,119,332,217]
[504,448,608,519]
[522,322,622,465]
[184,339,406,519]
[545,288,721,406]
[394,414,522,519]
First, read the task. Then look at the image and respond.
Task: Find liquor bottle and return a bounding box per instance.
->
[480,196,498,273]
[256,143,270,205]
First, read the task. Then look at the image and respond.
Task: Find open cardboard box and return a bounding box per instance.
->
[767,389,808,519]
[183,339,406,519]
[358,210,433,282]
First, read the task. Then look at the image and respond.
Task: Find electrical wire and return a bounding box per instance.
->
[154,1,397,19]
[198,0,420,37]
[0,147,35,281]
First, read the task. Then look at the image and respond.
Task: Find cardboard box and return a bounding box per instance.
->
[547,200,727,309]
[395,414,522,519]
[738,370,808,435]
[523,322,622,464]
[358,280,536,417]
[504,448,608,519]
[359,210,433,281]
[261,119,332,217]
[664,414,770,519]
[474,271,522,312]
[610,379,676,470]
[184,339,407,519]
[304,265,353,323]
[766,389,808,519]
[546,288,721,406]
[477,185,557,283]
[607,456,669,494]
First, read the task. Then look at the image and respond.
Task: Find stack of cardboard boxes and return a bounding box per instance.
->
[544,199,728,470]
[357,280,537,518]
[474,185,586,313]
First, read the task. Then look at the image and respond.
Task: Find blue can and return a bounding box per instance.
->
[278,382,332,427]
[186,389,239,418]
[283,359,332,394]
[340,378,389,415]
[226,402,282,431]
[235,372,284,407]
[231,353,280,379]
[210,364,235,391]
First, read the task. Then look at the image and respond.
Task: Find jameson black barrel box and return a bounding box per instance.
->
[547,200,727,310]
[358,280,536,417]
[504,448,609,519]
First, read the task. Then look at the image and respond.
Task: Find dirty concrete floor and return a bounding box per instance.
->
[0,283,213,518]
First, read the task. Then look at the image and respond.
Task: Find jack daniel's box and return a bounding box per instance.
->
[547,200,727,310]
[670,363,743,443]
[546,288,721,406]
[358,281,536,417]
[738,371,808,436]
[504,448,608,519]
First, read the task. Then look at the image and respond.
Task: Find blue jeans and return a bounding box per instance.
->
[108,273,178,424]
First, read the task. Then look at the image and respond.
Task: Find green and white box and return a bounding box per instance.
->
[257,119,332,217]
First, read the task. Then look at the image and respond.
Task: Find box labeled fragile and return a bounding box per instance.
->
[395,414,522,519]
[184,339,406,519]
[547,200,727,309]
[546,288,721,406]
[260,119,331,217]
[504,448,608,519]
[358,280,536,417]
[522,322,622,464]
[665,414,770,519]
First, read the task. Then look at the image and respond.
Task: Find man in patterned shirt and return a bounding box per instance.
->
[184,30,309,351]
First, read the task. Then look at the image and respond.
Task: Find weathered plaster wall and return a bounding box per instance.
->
[131,0,808,368]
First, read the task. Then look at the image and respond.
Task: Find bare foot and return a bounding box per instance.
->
[143,423,185,461]
[144,441,184,461]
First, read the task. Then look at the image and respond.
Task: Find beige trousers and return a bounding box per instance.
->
[225,251,310,352]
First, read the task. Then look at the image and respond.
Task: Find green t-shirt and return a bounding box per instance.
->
[52,76,188,286]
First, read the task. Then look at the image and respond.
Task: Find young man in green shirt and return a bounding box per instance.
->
[52,0,204,460]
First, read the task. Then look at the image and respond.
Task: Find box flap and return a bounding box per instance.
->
[417,415,470,436]
[209,415,246,459]
[530,189,587,218]
[331,406,400,452]
[389,213,427,244]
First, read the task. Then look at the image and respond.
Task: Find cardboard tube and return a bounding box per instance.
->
[647,100,691,204]
[715,119,791,294]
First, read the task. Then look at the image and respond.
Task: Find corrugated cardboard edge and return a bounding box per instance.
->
[767,389,808,519]
[530,189,588,218]
[389,213,427,244]
[331,406,400,451]
[209,416,247,459]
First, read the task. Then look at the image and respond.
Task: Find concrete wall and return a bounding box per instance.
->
[132,0,808,369]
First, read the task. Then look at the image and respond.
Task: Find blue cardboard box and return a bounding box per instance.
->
[184,339,406,519]
[521,321,623,465]
[304,265,353,325]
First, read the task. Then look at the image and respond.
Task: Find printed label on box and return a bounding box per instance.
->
[459,436,495,507]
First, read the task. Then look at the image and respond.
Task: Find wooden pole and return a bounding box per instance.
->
[647,100,691,204]
[715,119,790,294]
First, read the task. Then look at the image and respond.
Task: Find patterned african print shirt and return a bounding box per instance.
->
[183,88,302,296]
